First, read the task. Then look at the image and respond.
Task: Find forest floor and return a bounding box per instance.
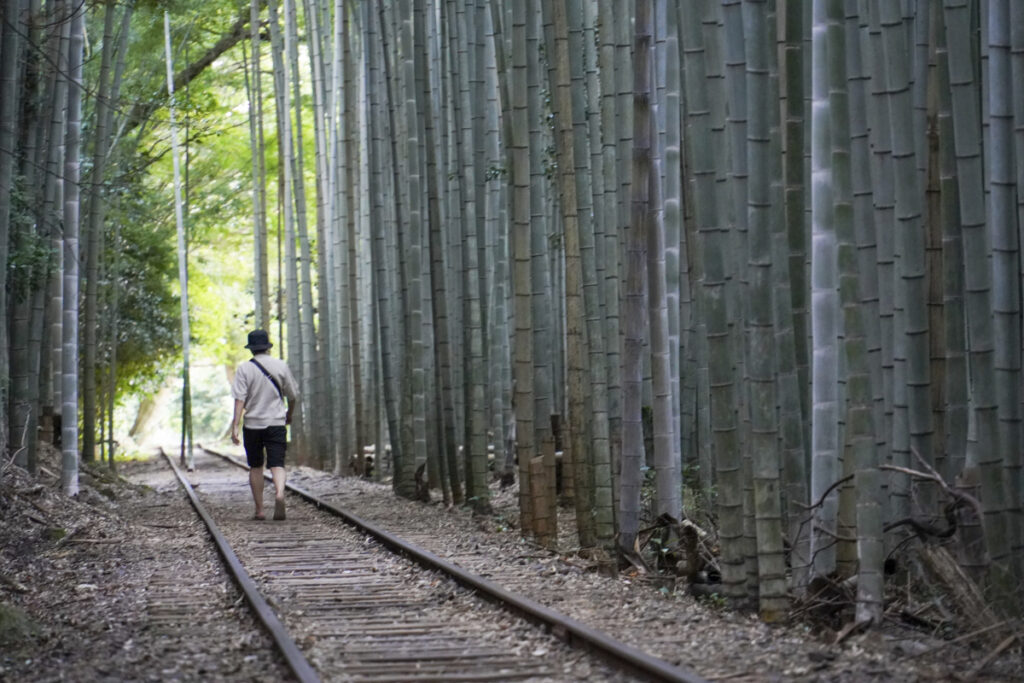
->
[0,444,1021,682]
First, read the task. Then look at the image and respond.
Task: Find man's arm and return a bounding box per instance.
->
[230,399,245,444]
[285,397,295,425]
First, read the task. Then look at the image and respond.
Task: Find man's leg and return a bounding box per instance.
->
[271,467,286,520]
[250,467,265,517]
[265,425,288,520]
[271,467,286,501]
[243,428,267,519]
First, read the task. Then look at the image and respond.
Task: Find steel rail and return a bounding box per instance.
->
[160,449,320,683]
[203,446,709,683]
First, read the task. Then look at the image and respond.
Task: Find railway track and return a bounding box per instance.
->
[164,448,708,682]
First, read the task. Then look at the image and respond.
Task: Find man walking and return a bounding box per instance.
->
[230,330,299,520]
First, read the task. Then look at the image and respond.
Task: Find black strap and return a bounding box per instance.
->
[249,358,284,401]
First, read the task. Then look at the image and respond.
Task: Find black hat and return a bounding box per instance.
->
[245,329,273,351]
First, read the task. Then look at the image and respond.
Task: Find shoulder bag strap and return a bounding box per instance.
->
[249,358,284,401]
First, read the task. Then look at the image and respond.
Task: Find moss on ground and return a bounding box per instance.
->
[0,601,38,647]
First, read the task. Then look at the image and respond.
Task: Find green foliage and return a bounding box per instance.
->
[7,234,56,303]
[696,592,728,611]
[0,603,38,648]
[102,189,180,392]
[484,164,507,182]
[542,142,559,181]
[5,176,56,303]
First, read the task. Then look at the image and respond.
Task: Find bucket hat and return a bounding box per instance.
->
[245,329,273,351]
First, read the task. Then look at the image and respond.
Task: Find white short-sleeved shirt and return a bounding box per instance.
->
[231,353,300,429]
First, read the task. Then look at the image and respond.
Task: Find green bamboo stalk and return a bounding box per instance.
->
[249,0,270,330]
[647,0,680,527]
[597,0,623,524]
[267,0,303,456]
[879,0,935,546]
[402,0,428,486]
[304,0,335,470]
[943,0,1003,581]
[365,0,403,486]
[667,0,697,492]
[744,0,787,621]
[986,0,1021,592]
[723,0,758,596]
[544,0,595,545]
[828,0,856,577]
[61,1,86,494]
[610,0,633,517]
[81,1,117,464]
[845,0,885,624]
[861,3,901,524]
[507,0,536,536]
[771,0,810,591]
[420,0,455,503]
[659,0,685,521]
[808,0,839,583]
[325,0,350,473]
[1009,0,1024,576]
[932,4,967,485]
[163,12,194,472]
[526,0,554,465]
[0,0,22,463]
[450,0,490,511]
[284,0,317,462]
[923,0,945,502]
[438,0,466,500]
[781,0,809,459]
[620,0,652,560]
[680,0,717,504]
[40,4,71,451]
[690,0,745,601]
[572,0,614,547]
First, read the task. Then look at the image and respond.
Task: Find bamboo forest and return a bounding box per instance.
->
[2,0,1024,645]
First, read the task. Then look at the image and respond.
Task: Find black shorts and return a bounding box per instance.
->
[242,425,288,469]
